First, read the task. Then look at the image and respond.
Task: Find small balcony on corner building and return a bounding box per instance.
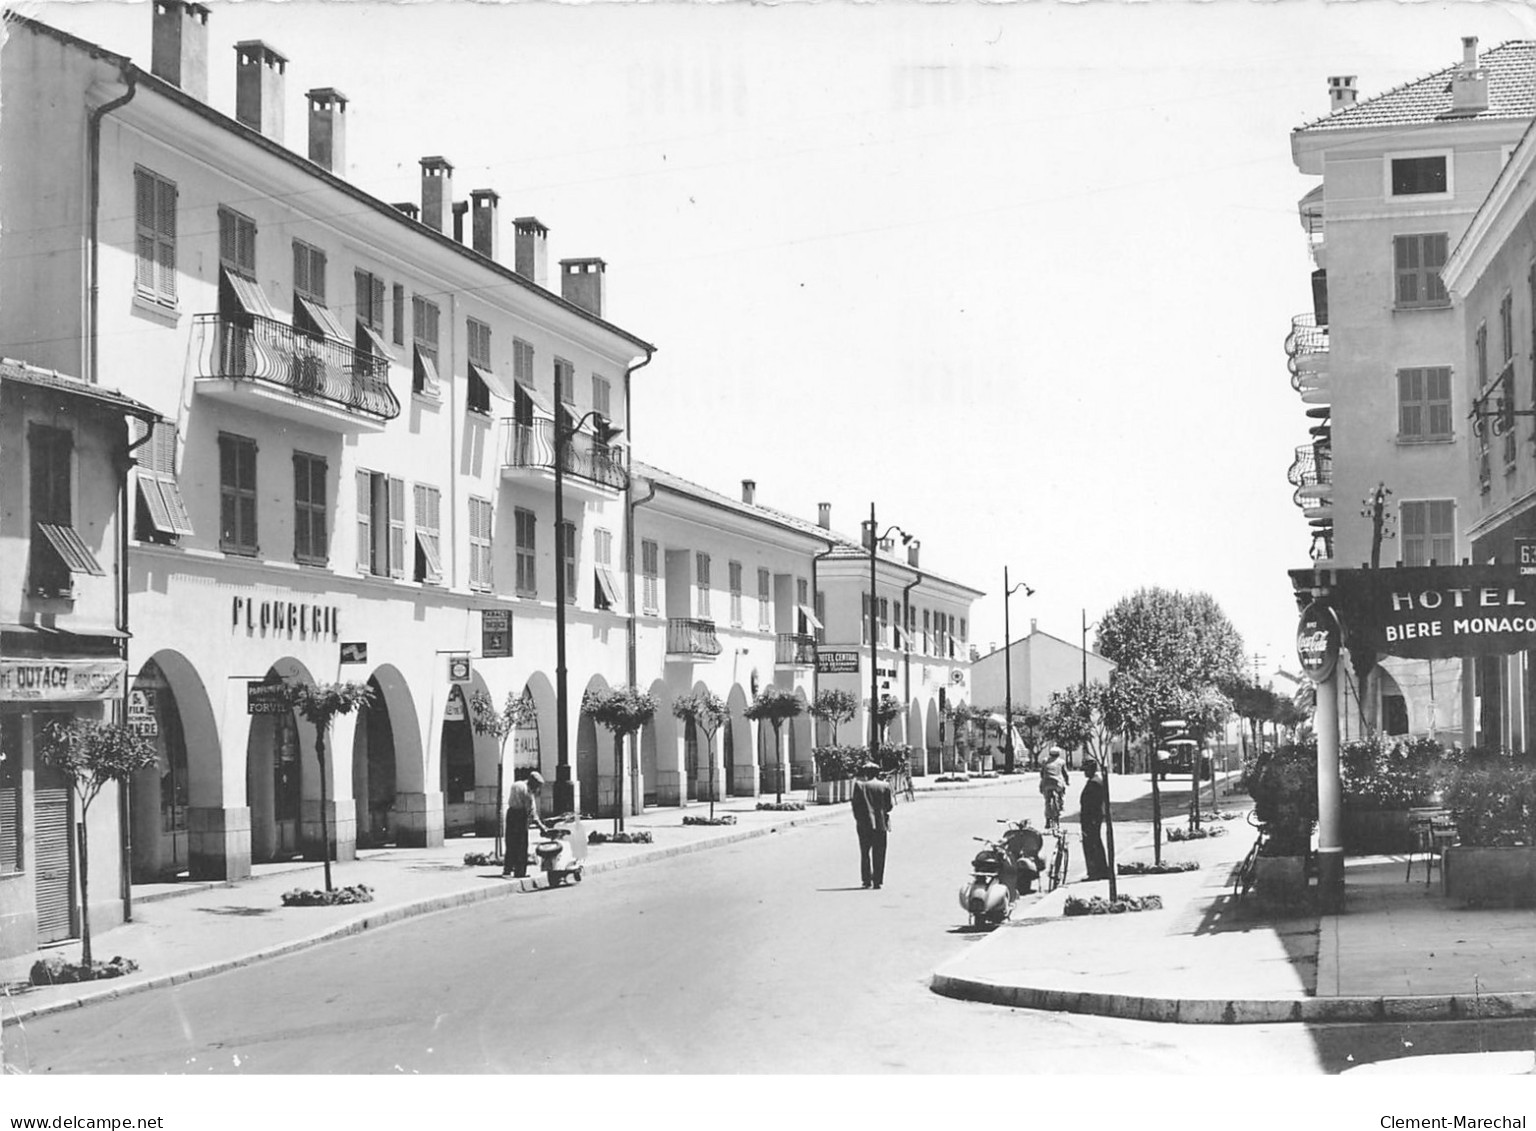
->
[1286,313,1330,405]
[775,632,817,669]
[192,312,399,431]
[1288,441,1333,522]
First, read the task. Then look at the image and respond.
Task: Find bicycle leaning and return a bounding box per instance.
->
[1045,825,1072,892]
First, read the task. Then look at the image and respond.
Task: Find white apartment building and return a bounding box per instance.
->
[1288,37,1536,739]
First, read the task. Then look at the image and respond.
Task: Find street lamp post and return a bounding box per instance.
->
[866,503,912,754]
[552,364,623,816]
[1002,568,1033,774]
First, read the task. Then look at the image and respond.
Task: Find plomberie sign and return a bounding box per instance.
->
[1334,564,1536,660]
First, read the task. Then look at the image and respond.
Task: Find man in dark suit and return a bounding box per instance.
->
[851,760,894,889]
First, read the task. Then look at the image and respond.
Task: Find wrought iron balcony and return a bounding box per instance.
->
[500,418,628,493]
[666,618,722,658]
[1287,442,1332,508]
[1285,313,1329,382]
[775,632,818,667]
[192,313,399,425]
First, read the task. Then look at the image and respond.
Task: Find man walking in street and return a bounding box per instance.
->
[502,770,549,879]
[851,760,894,889]
[1079,758,1110,881]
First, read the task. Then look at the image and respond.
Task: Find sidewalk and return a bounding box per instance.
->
[932,804,1536,1025]
[0,773,997,1027]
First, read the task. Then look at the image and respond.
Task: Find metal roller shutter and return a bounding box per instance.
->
[33,788,74,942]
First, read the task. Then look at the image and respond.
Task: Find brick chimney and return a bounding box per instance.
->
[471,190,500,259]
[306,88,347,175]
[513,218,550,286]
[818,503,831,529]
[907,540,921,568]
[741,479,756,505]
[1451,36,1489,116]
[560,258,606,317]
[1327,75,1357,111]
[234,41,287,143]
[151,1,209,100]
[419,157,454,234]
[393,202,420,221]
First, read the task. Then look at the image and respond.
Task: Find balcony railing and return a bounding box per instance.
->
[1285,313,1329,381]
[775,633,818,667]
[500,418,628,491]
[193,313,399,420]
[666,618,723,657]
[1287,442,1332,507]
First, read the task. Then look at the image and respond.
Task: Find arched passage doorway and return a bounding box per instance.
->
[577,674,610,819]
[725,685,751,796]
[128,651,218,882]
[245,658,317,865]
[352,664,422,849]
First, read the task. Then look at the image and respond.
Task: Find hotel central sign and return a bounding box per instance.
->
[1333,564,1536,660]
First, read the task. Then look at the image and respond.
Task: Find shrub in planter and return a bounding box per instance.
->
[1245,739,1317,857]
[1341,734,1445,811]
[1118,860,1199,875]
[813,744,865,783]
[282,883,374,907]
[683,814,737,826]
[755,800,805,812]
[29,954,139,985]
[588,830,654,844]
[1442,755,1536,847]
[1063,893,1164,916]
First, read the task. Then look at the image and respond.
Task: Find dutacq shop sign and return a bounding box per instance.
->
[1334,564,1536,660]
[0,658,126,701]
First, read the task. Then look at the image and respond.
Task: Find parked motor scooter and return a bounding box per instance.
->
[532,814,588,887]
[958,819,1045,928]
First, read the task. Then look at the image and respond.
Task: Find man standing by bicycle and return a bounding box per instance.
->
[1038,746,1070,831]
[1079,758,1110,881]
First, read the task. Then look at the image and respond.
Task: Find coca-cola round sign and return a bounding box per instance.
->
[1296,600,1341,682]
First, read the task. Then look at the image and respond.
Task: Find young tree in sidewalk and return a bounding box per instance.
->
[40,719,157,967]
[809,687,857,747]
[582,686,657,833]
[282,680,373,893]
[672,690,729,820]
[471,688,538,859]
[745,685,804,803]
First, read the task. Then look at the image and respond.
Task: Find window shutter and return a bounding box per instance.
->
[220,209,237,266]
[294,242,310,298]
[387,477,406,578]
[155,178,177,301]
[356,270,370,320]
[372,277,386,328]
[356,471,372,572]
[135,171,157,293]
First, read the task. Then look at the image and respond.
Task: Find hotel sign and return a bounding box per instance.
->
[0,659,126,702]
[816,649,861,674]
[1333,564,1536,660]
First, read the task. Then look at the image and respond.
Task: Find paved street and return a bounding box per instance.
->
[4,781,1332,1074]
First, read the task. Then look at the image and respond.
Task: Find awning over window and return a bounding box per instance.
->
[221,268,275,319]
[515,381,555,420]
[357,321,392,359]
[414,347,441,395]
[470,362,517,402]
[296,296,348,342]
[416,530,443,581]
[595,566,620,609]
[798,603,823,631]
[36,524,104,576]
[136,471,194,537]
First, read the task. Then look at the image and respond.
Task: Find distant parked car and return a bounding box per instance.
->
[1156,746,1213,782]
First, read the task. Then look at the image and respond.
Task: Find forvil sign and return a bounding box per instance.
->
[1333,564,1536,660]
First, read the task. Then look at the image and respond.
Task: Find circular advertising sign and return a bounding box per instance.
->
[1296,600,1341,682]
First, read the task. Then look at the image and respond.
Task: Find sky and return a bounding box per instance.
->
[17,0,1536,685]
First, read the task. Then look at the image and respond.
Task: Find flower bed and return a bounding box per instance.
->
[683,815,737,826]
[1117,860,1199,875]
[1063,893,1164,916]
[755,801,805,812]
[934,774,970,783]
[281,883,374,907]
[29,954,139,986]
[588,830,654,844]
[1164,824,1227,842]
[463,851,504,866]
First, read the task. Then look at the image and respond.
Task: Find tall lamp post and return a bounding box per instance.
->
[1002,568,1033,773]
[867,503,913,752]
[553,365,624,816]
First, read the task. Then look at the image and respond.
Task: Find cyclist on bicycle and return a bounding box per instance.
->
[1038,746,1070,831]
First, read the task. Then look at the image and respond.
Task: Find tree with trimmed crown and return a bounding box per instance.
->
[582,686,657,833]
[745,685,804,803]
[672,689,729,820]
[40,718,158,966]
[282,679,373,893]
[809,687,857,747]
[471,688,539,858]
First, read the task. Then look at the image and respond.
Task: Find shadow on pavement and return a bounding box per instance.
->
[193,906,276,918]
